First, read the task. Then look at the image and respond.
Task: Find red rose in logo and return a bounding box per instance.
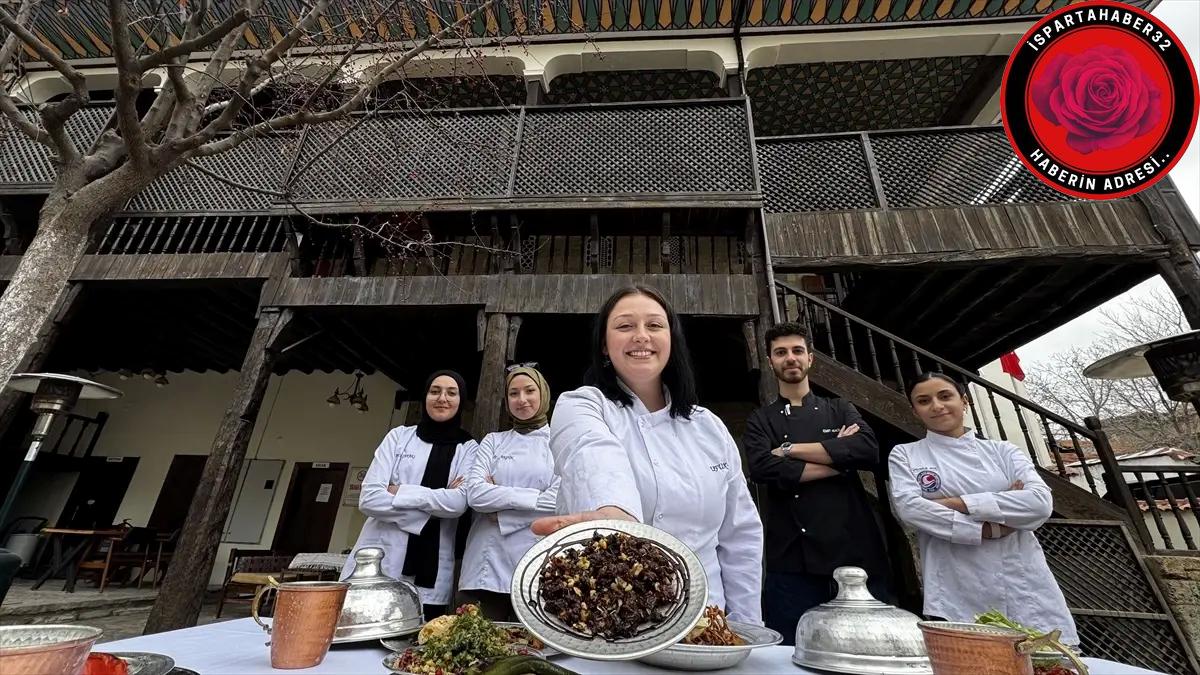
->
[1030,44,1163,154]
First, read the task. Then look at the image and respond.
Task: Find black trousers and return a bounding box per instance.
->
[764,570,894,647]
[457,589,517,622]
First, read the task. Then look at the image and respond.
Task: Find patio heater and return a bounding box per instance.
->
[1083,330,1200,417]
[0,373,122,530]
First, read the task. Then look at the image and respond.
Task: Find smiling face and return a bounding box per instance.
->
[425,375,461,422]
[909,377,968,435]
[769,334,814,385]
[604,292,672,389]
[507,374,542,421]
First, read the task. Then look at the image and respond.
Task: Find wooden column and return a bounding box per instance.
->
[0,283,83,439]
[1139,182,1200,329]
[746,212,778,405]
[471,313,509,440]
[143,307,294,633]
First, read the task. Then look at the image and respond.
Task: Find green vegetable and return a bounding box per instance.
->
[482,656,580,675]
[416,605,511,675]
[975,610,1045,639]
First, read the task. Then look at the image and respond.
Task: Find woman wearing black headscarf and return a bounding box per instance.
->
[341,370,478,618]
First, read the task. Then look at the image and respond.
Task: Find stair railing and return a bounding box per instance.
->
[775,279,1167,549]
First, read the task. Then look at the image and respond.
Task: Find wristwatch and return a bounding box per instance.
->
[779,442,792,456]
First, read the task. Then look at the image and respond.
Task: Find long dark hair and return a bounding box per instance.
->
[585,285,698,419]
[906,371,968,401]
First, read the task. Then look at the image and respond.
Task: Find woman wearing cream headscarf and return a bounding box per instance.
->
[458,365,559,620]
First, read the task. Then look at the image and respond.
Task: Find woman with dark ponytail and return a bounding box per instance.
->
[341,370,478,619]
[533,286,764,624]
[888,372,1077,644]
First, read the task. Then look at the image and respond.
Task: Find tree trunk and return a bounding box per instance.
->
[471,313,509,440]
[0,204,93,392]
[0,283,84,439]
[143,308,293,633]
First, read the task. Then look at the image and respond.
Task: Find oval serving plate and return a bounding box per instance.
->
[510,519,708,662]
[108,652,176,675]
[637,621,784,671]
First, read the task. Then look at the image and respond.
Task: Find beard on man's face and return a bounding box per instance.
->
[772,360,809,383]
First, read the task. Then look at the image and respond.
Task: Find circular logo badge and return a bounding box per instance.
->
[917,470,942,493]
[1001,0,1198,199]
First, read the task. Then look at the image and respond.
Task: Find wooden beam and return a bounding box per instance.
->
[0,205,22,255]
[506,315,523,362]
[144,307,294,633]
[968,264,1128,362]
[472,313,509,440]
[809,353,923,438]
[1138,183,1200,329]
[770,244,1168,270]
[745,212,776,404]
[924,267,1029,345]
[313,314,409,386]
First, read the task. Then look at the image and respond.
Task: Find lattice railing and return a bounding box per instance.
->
[757,126,1076,213]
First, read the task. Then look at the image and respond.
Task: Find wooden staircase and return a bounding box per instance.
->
[774,280,1200,675]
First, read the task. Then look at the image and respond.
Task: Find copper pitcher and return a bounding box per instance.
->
[252,579,349,669]
[918,621,1088,675]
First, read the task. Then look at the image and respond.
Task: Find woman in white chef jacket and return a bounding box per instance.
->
[459,365,559,621]
[888,372,1078,644]
[533,285,764,624]
[341,370,478,619]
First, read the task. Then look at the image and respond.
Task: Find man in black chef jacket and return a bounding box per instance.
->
[744,321,891,645]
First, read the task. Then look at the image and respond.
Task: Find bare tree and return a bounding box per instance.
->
[1,0,543,632]
[1026,286,1200,451]
[0,0,510,393]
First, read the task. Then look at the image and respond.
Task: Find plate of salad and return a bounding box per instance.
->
[382,605,576,675]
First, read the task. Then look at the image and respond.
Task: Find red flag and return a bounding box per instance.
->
[1000,352,1025,381]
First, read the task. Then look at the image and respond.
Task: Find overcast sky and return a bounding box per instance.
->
[1018,0,1200,368]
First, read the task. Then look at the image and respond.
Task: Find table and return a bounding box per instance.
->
[101,618,1166,674]
[31,528,127,592]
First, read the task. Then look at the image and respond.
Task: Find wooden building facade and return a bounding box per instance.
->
[2,0,1198,670]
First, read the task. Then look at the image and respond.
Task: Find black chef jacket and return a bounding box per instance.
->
[743,393,890,579]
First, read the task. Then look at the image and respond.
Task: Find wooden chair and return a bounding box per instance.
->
[76,527,138,593]
[215,549,293,617]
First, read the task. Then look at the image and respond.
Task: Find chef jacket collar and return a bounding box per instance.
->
[616,378,674,426]
[774,391,815,408]
[923,427,979,449]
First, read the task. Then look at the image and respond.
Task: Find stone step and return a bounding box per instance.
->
[0,593,158,624]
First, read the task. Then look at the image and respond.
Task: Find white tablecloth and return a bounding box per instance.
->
[100,618,1165,675]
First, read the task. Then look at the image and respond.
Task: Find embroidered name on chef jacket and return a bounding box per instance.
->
[709,462,730,472]
[915,468,942,493]
[398,453,416,461]
[496,454,516,461]
[821,428,840,434]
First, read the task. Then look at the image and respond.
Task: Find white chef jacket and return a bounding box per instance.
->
[340,425,478,606]
[548,385,764,625]
[460,426,560,593]
[888,429,1078,644]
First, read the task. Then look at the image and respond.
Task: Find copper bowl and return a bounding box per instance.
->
[0,625,104,675]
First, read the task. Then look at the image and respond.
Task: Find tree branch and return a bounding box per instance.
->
[138,7,250,71]
[188,0,500,157]
[108,0,149,166]
[0,0,47,144]
[181,0,332,151]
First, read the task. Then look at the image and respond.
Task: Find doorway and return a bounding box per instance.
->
[58,456,140,529]
[271,462,348,554]
[147,454,207,533]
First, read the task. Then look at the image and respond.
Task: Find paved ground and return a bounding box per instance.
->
[2,578,249,641]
